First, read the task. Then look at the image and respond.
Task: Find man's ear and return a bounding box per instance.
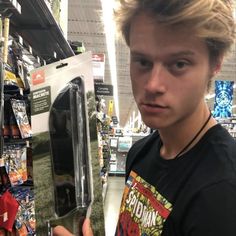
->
[213,55,224,76]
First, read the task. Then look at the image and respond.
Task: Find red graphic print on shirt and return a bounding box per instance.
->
[116,171,173,236]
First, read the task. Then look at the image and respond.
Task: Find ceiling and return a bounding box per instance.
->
[67,0,236,128]
[67,0,136,128]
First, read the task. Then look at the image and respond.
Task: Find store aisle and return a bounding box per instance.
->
[104,176,125,236]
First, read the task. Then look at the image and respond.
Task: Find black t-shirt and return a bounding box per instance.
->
[115,124,236,236]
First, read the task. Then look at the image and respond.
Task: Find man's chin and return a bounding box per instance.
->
[141,118,162,130]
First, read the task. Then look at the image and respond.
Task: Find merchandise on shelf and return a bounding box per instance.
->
[12,186,35,236]
[10,99,32,139]
[0,13,35,236]
[0,190,19,233]
[95,96,113,200]
[0,158,11,193]
[2,145,27,186]
[217,117,236,138]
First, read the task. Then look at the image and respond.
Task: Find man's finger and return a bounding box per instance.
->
[82,218,94,236]
[53,225,74,236]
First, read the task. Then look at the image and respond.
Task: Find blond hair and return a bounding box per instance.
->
[114,0,235,62]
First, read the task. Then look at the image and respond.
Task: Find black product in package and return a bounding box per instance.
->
[48,77,92,235]
[31,52,105,236]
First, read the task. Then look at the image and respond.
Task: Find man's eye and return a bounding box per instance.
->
[175,61,188,69]
[140,59,149,66]
[174,61,189,70]
[167,60,191,75]
[134,58,152,68]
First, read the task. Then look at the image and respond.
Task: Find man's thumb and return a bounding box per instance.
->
[82,218,94,236]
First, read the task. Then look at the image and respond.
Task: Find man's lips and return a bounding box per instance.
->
[140,103,168,112]
[141,102,167,108]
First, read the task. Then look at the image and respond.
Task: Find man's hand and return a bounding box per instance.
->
[53,218,93,236]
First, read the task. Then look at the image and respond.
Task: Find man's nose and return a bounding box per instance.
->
[144,63,167,94]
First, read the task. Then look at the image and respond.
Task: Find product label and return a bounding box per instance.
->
[31,70,45,85]
[31,86,51,115]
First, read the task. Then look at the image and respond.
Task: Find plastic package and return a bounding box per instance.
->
[48,77,91,235]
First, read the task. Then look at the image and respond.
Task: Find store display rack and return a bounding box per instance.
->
[0,1,74,235]
[0,0,74,64]
[217,117,236,139]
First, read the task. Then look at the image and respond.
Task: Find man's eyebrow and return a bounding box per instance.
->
[169,51,195,57]
[130,51,146,57]
[130,50,196,58]
[130,51,153,60]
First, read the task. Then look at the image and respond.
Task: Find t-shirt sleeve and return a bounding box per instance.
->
[182,180,236,236]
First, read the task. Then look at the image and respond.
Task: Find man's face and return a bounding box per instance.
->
[129,13,213,130]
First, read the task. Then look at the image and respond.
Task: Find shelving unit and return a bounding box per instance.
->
[217,117,236,139]
[108,135,148,176]
[0,0,74,64]
[0,1,74,235]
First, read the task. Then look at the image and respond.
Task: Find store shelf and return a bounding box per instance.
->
[0,0,74,63]
[4,138,31,145]
[109,171,125,177]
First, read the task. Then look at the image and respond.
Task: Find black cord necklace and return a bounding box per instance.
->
[174,112,212,158]
[159,112,212,159]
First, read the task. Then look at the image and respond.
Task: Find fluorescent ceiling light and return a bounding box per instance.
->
[101,0,120,122]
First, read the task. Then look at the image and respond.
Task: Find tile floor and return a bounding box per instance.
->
[104,176,125,236]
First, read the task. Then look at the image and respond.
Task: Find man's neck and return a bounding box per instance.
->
[158,108,217,160]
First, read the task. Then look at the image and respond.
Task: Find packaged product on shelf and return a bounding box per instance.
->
[10,99,32,139]
[2,145,27,186]
[3,96,11,139]
[4,70,18,88]
[0,158,12,193]
[4,39,28,91]
[16,58,31,92]
[3,89,22,140]
[26,144,33,183]
[12,39,32,92]
[12,186,35,236]
[9,107,21,139]
[0,190,19,232]
[22,94,31,125]
[30,52,105,235]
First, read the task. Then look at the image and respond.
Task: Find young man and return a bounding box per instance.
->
[54,0,236,235]
[114,0,236,235]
